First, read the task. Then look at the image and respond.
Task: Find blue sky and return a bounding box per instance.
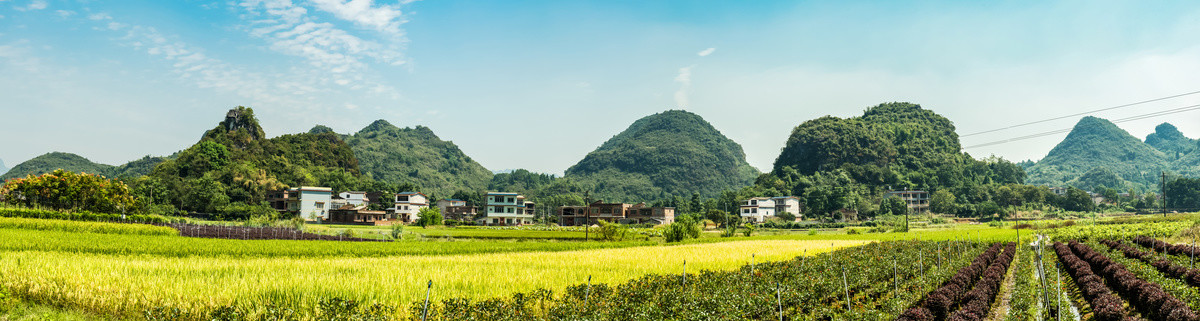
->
[3,0,1200,175]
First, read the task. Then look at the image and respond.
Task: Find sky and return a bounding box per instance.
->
[3,0,1200,176]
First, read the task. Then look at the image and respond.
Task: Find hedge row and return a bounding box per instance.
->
[0,207,174,224]
[897,242,1005,320]
[1067,241,1197,320]
[946,242,1016,321]
[1133,235,1199,259]
[1053,242,1128,321]
[1102,239,1200,287]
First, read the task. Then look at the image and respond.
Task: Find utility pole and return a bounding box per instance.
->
[584,191,592,242]
[1162,171,1167,218]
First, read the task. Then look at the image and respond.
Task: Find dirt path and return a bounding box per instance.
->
[985,248,1020,321]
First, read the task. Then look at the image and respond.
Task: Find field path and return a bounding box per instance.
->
[985,247,1019,321]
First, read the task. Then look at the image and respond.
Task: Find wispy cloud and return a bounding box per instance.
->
[309,0,407,36]
[14,0,48,11]
[674,65,693,108]
[697,47,716,57]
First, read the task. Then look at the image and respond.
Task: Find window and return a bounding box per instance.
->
[750,200,757,206]
[506,197,514,203]
[315,202,324,209]
[398,196,409,202]
[751,208,757,213]
[507,207,514,213]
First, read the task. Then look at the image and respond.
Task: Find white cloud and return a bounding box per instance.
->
[674,65,694,108]
[55,10,74,18]
[87,13,112,21]
[15,0,47,11]
[345,102,358,110]
[697,47,716,57]
[309,0,407,35]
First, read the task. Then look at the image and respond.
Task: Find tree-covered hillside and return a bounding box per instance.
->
[134,107,370,216]
[339,120,493,197]
[1145,123,1198,160]
[0,152,165,181]
[565,110,760,202]
[758,102,1025,218]
[0,158,7,176]
[1025,117,1168,191]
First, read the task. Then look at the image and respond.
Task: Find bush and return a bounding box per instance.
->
[741,223,754,237]
[390,224,403,239]
[664,216,701,243]
[415,207,443,228]
[0,207,173,223]
[846,228,861,235]
[597,220,628,241]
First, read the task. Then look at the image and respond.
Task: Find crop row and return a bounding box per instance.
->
[0,217,178,236]
[1053,241,1129,320]
[1101,239,1200,287]
[163,223,382,242]
[1062,241,1197,320]
[947,242,1016,321]
[1133,235,1200,259]
[0,206,173,223]
[897,242,1009,321]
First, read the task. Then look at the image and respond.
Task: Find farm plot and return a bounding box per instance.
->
[898,242,1016,320]
[0,238,863,320]
[1054,240,1199,320]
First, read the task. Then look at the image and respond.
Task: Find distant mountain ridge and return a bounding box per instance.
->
[336,119,494,196]
[0,152,165,181]
[565,110,760,202]
[1024,117,1198,191]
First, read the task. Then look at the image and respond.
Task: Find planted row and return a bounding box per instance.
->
[1068,241,1197,321]
[0,207,173,223]
[1133,235,1199,259]
[163,223,383,242]
[1101,239,1200,287]
[897,242,1004,320]
[1053,242,1127,321]
[947,242,1016,321]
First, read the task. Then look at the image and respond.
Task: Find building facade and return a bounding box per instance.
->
[268,186,334,220]
[438,199,478,222]
[739,196,802,223]
[559,201,675,226]
[392,192,429,223]
[481,192,535,225]
[885,190,929,214]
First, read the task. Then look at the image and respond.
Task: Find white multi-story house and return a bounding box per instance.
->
[332,191,368,209]
[481,192,535,226]
[392,192,429,223]
[268,186,334,220]
[739,196,802,223]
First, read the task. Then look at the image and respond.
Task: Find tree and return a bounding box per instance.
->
[0,169,137,213]
[1063,187,1094,212]
[880,196,908,216]
[415,207,443,228]
[597,220,628,241]
[775,211,796,222]
[664,215,701,242]
[929,190,957,214]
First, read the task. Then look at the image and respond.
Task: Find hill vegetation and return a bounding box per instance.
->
[565,110,759,202]
[0,152,165,181]
[1025,117,1170,191]
[339,120,493,197]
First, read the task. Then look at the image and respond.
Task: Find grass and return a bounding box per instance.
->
[0,228,656,258]
[0,301,111,321]
[0,217,177,236]
[1,239,865,319]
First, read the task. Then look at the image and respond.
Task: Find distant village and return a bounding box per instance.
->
[266,187,833,226]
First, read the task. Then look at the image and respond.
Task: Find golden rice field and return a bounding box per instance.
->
[1,238,866,318]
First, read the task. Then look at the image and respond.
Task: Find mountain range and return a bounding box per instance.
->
[1024,117,1200,192]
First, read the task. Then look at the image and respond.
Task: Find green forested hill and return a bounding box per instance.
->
[0,152,165,181]
[139,107,366,214]
[340,120,493,197]
[0,152,115,180]
[1145,123,1198,160]
[1025,117,1168,191]
[0,158,7,176]
[565,110,760,202]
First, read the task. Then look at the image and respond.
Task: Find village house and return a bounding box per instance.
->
[327,205,392,225]
[739,196,802,223]
[267,186,333,220]
[558,201,675,226]
[885,190,930,214]
[481,192,535,226]
[438,199,478,222]
[392,192,429,223]
[331,191,368,209]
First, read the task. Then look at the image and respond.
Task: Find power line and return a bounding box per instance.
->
[961,90,1200,137]
[963,103,1200,149]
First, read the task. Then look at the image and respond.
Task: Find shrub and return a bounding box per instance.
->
[597,220,628,241]
[390,224,404,240]
[741,223,754,237]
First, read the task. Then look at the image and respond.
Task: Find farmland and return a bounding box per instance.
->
[7,215,1200,320]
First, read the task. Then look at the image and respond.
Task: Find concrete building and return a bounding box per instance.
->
[392,192,429,223]
[328,205,392,225]
[885,190,929,214]
[739,196,802,223]
[268,186,334,220]
[481,192,535,225]
[438,199,478,222]
[559,201,675,226]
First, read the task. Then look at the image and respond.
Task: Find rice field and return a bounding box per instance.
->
[1,237,864,319]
